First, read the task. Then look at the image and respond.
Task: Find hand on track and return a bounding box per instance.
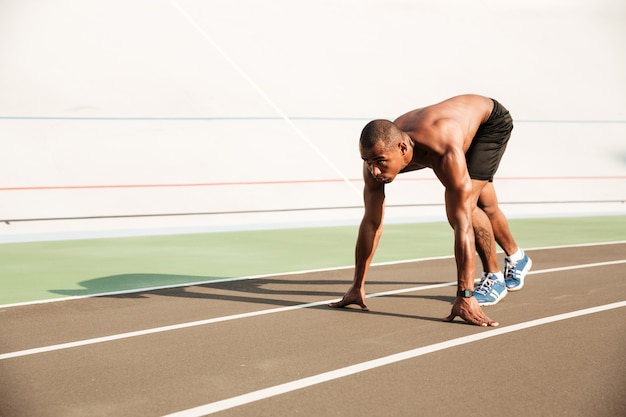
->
[444,297,499,327]
[328,286,369,311]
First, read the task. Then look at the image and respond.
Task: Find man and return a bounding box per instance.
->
[329,94,532,327]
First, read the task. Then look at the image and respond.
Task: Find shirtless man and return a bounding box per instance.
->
[329,94,532,326]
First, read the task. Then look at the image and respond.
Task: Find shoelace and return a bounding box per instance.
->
[505,260,518,281]
[475,274,495,295]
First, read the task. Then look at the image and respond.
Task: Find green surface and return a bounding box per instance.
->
[1,215,625,305]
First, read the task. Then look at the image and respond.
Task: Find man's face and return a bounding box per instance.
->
[360,139,404,184]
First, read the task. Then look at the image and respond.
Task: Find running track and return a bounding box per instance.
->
[1,242,625,416]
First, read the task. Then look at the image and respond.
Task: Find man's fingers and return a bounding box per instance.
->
[474,311,499,327]
[328,299,369,311]
[469,315,499,327]
[443,312,457,322]
[444,303,500,327]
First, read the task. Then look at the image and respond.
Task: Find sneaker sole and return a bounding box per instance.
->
[506,258,533,292]
[477,288,508,307]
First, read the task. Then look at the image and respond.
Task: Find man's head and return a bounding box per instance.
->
[359,119,407,183]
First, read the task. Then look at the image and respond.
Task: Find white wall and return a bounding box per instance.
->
[1,0,625,241]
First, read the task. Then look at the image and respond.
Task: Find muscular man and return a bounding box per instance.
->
[329,94,532,326]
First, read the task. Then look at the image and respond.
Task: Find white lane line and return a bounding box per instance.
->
[0,299,334,361]
[366,259,626,299]
[1,260,624,361]
[0,282,449,361]
[162,301,626,417]
[525,259,626,275]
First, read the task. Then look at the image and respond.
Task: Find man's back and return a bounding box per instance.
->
[394,94,494,154]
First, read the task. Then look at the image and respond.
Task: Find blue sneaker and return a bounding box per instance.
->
[474,273,507,306]
[504,254,532,291]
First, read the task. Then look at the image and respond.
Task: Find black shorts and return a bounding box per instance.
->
[466,99,513,182]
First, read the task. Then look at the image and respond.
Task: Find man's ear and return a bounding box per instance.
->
[398,140,408,154]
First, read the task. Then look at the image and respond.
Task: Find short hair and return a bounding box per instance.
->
[359,119,400,150]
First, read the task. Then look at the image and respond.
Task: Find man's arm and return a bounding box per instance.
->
[436,149,476,292]
[432,144,499,326]
[329,163,385,310]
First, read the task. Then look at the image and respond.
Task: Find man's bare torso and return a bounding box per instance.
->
[395,94,494,172]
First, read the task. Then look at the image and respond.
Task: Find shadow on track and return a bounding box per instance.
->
[50,273,453,313]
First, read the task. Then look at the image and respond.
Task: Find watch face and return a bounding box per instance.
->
[458,289,474,298]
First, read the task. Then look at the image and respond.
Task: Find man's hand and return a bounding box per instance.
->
[328,285,369,311]
[444,296,499,327]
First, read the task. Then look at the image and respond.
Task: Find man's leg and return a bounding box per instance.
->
[477,182,518,256]
[478,182,532,291]
[471,180,500,273]
[472,208,500,274]
[471,180,507,306]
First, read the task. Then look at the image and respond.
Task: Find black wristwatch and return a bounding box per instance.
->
[457,289,474,298]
